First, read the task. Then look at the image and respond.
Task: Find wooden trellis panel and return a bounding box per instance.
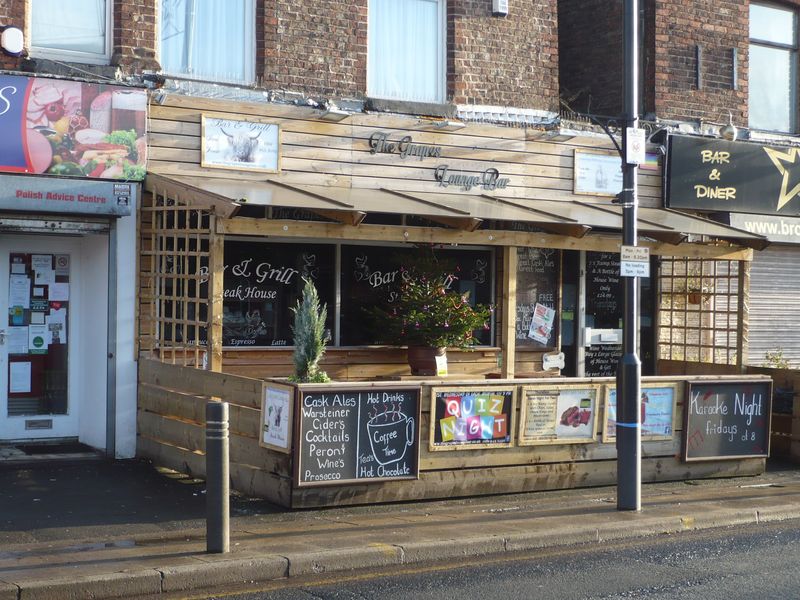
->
[139,187,218,369]
[658,256,745,367]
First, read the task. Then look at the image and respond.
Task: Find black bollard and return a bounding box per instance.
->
[206,400,230,553]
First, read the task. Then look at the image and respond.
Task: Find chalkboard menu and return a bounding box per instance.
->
[339,245,493,346]
[585,252,622,376]
[515,248,559,348]
[585,252,621,326]
[296,388,420,486]
[683,379,772,462]
[585,345,622,377]
[221,241,335,347]
[429,386,515,450]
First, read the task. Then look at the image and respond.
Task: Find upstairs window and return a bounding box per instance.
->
[31,0,111,64]
[368,0,445,103]
[160,0,255,85]
[749,3,797,132]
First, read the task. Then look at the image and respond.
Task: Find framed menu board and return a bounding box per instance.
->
[429,387,515,451]
[602,383,678,443]
[295,387,420,486]
[515,247,560,348]
[518,384,599,445]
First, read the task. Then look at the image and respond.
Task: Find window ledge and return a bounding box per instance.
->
[365,97,457,119]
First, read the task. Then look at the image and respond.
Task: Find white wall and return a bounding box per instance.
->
[115,195,138,458]
[78,233,108,450]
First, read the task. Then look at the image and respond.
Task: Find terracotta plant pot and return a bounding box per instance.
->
[687,291,704,305]
[407,346,446,376]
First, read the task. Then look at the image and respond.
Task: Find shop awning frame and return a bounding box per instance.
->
[144,172,767,256]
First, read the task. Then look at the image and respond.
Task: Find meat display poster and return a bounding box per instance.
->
[602,383,677,442]
[518,384,599,445]
[429,387,515,451]
[0,74,146,180]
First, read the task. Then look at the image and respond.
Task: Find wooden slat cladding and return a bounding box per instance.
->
[137,360,768,509]
[147,96,663,206]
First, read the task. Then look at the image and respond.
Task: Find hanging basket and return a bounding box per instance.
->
[407,346,447,376]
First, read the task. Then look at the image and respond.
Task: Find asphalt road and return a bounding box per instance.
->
[200,519,800,600]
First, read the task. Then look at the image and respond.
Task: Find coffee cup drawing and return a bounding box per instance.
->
[367,410,414,466]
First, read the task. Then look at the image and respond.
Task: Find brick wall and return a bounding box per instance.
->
[450,0,559,110]
[263,0,368,96]
[558,0,624,117]
[561,0,800,127]
[112,0,159,73]
[262,1,559,110]
[653,0,747,123]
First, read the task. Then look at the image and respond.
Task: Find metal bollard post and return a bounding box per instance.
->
[206,400,230,553]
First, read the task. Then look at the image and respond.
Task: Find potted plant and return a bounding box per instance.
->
[290,278,331,383]
[371,254,492,375]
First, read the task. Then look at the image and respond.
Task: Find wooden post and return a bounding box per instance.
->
[501,246,517,378]
[737,259,750,372]
[207,213,224,372]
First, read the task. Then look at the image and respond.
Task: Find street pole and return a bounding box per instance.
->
[617,0,642,511]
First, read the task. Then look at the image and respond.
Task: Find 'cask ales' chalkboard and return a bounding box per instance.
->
[683,379,772,461]
[296,388,420,486]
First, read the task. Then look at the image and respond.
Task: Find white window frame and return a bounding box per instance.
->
[749,1,798,133]
[158,0,256,85]
[367,0,446,104]
[29,0,113,65]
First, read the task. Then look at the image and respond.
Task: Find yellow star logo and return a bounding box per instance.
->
[764,146,800,211]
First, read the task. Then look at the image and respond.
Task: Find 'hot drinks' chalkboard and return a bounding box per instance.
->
[296,388,420,486]
[683,379,772,461]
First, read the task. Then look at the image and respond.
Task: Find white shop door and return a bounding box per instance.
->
[0,235,84,440]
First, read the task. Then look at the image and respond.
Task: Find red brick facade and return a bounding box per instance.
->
[112,0,159,72]
[449,0,559,110]
[560,0,800,128]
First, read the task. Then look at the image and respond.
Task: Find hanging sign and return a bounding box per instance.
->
[667,134,800,216]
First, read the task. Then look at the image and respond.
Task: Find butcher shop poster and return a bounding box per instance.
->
[201,114,280,173]
[518,384,599,445]
[0,74,146,180]
[603,383,677,443]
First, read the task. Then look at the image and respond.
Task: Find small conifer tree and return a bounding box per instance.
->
[290,278,331,383]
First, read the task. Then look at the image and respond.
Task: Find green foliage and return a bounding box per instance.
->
[370,252,492,349]
[763,348,790,370]
[291,279,331,383]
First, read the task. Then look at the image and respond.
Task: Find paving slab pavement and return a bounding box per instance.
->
[1,458,800,599]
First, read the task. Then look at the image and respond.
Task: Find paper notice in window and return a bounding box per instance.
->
[46,308,67,345]
[28,325,48,354]
[528,303,556,345]
[9,275,30,308]
[49,282,69,301]
[34,268,55,285]
[10,362,31,393]
[8,327,28,354]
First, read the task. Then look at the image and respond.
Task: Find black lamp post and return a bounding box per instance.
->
[616,0,642,511]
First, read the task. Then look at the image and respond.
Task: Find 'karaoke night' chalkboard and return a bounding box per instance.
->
[683,379,772,462]
[296,388,420,486]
